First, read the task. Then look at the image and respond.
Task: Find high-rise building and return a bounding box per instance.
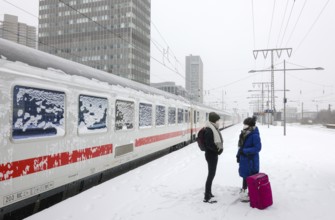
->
[38,0,151,85]
[185,55,203,103]
[0,14,37,48]
[151,82,187,98]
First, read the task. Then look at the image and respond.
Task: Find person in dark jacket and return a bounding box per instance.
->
[203,112,223,203]
[236,116,261,202]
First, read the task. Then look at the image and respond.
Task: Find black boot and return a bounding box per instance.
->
[203,193,217,203]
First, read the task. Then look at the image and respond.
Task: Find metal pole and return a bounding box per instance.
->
[262,83,264,125]
[222,90,224,110]
[270,51,274,125]
[284,60,286,136]
[267,87,270,128]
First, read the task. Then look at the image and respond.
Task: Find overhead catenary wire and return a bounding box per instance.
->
[266,0,277,49]
[287,73,334,88]
[3,0,37,20]
[207,61,286,93]
[261,0,277,70]
[278,0,295,48]
[140,12,186,85]
[295,0,330,52]
[152,22,186,80]
[150,37,185,79]
[251,0,256,49]
[276,0,290,47]
[151,38,165,54]
[284,60,333,87]
[285,0,307,47]
[209,73,260,91]
[151,21,184,71]
[285,60,334,87]
[285,60,317,69]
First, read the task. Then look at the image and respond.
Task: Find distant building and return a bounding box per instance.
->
[38,0,151,85]
[151,82,187,98]
[279,106,318,123]
[284,107,298,123]
[301,111,317,120]
[0,14,37,48]
[185,55,203,103]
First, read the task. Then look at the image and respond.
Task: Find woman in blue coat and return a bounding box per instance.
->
[236,116,261,202]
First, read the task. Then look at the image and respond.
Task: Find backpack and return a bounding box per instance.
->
[196,127,206,151]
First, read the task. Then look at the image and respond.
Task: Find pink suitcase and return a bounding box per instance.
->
[246,173,273,209]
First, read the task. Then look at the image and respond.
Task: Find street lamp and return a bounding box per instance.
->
[248,63,324,136]
[249,67,324,73]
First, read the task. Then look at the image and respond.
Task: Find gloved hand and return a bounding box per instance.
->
[238,148,245,156]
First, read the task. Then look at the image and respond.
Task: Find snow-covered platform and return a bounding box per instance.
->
[26,124,335,220]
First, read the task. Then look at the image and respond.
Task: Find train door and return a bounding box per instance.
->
[193,109,198,141]
[190,108,195,142]
[184,107,191,143]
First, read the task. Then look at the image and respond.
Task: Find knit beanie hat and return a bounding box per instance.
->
[243,116,256,127]
[209,112,220,123]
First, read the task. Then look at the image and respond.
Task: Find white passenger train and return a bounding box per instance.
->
[0,39,238,219]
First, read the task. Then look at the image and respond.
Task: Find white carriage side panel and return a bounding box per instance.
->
[0,64,114,208]
[133,93,190,159]
[0,41,237,211]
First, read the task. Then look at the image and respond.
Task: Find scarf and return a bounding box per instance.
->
[206,121,224,151]
[238,126,254,147]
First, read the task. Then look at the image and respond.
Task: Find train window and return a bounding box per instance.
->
[155,105,165,126]
[139,103,152,128]
[78,95,108,134]
[185,109,189,123]
[115,100,135,131]
[168,107,176,125]
[177,108,183,124]
[12,86,65,140]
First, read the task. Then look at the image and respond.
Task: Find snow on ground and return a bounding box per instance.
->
[26,123,335,220]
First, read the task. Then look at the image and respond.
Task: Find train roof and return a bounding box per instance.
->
[0,38,189,103]
[0,39,233,116]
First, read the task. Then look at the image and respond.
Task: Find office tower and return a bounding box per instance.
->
[38,0,151,85]
[185,55,203,103]
[0,14,37,48]
[151,82,187,98]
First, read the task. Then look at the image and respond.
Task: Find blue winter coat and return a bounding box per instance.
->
[237,127,262,178]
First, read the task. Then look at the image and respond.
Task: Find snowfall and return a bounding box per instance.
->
[26,123,335,220]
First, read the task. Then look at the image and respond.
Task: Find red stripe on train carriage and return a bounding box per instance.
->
[135,131,183,147]
[0,128,201,181]
[135,128,198,147]
[0,144,113,182]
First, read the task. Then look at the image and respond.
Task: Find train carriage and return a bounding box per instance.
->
[0,38,236,219]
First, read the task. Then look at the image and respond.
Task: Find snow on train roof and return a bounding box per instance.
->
[0,39,233,116]
[0,39,188,103]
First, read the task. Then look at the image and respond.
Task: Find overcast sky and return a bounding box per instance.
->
[1,0,334,113]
